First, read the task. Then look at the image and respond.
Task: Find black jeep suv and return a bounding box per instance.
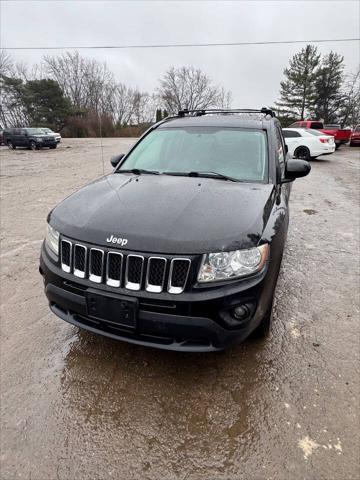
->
[40,108,310,352]
[4,127,57,150]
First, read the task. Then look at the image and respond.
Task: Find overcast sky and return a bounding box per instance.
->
[1,0,359,106]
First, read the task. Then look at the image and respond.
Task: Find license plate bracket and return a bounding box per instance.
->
[86,290,137,329]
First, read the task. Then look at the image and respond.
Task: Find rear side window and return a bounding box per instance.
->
[310,122,323,129]
[355,125,360,132]
[283,130,301,138]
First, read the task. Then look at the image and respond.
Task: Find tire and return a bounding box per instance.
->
[294,146,310,160]
[335,144,340,150]
[29,141,38,151]
[7,141,16,150]
[252,299,274,338]
[50,144,57,149]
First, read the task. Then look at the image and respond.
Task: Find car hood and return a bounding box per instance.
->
[50,174,275,254]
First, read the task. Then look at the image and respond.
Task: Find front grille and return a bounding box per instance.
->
[125,255,144,290]
[89,249,104,283]
[60,239,192,294]
[168,259,191,294]
[106,252,123,287]
[61,240,71,273]
[146,257,166,293]
[74,244,86,278]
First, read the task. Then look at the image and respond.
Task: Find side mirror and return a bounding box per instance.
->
[110,153,125,168]
[282,159,311,183]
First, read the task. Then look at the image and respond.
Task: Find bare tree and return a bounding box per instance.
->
[157,66,232,114]
[0,50,14,76]
[218,87,232,109]
[43,51,115,113]
[0,74,29,128]
[338,68,360,128]
[112,84,137,125]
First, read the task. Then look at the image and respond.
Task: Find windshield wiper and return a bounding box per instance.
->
[164,171,240,182]
[116,168,160,175]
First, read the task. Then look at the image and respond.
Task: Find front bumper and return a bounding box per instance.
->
[40,243,278,352]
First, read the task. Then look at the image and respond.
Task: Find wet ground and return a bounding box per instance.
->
[1,139,359,480]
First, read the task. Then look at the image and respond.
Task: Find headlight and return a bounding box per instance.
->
[45,223,59,256]
[36,137,44,142]
[198,244,269,283]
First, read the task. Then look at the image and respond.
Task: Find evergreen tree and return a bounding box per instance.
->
[23,79,72,129]
[162,109,168,118]
[275,45,320,119]
[312,52,344,123]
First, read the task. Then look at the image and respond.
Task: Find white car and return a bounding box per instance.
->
[282,128,335,160]
[41,128,61,143]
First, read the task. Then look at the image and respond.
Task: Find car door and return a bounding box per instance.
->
[18,129,28,147]
[11,129,22,146]
[282,130,301,157]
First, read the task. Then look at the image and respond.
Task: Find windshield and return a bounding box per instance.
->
[26,128,45,135]
[42,128,52,133]
[117,127,268,182]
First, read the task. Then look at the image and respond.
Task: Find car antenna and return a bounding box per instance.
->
[98,112,105,175]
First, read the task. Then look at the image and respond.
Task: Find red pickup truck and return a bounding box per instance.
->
[289,121,351,148]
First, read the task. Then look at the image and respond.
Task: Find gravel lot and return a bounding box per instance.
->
[1,138,359,480]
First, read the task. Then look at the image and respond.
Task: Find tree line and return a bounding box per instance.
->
[0,51,231,137]
[0,46,358,137]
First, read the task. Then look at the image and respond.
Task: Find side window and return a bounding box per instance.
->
[310,122,323,129]
[283,130,301,138]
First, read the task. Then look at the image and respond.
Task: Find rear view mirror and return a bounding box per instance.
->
[282,159,311,183]
[110,154,125,168]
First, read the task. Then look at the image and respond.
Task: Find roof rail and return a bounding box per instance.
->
[178,108,276,118]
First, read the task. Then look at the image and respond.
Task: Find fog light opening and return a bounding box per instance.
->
[232,305,250,321]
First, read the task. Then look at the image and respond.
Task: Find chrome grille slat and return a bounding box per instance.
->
[125,255,144,291]
[61,240,72,273]
[146,257,166,293]
[106,252,123,287]
[59,239,192,294]
[89,248,104,283]
[168,258,191,294]
[74,244,87,278]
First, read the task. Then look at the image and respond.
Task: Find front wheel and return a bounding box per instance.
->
[7,141,16,150]
[50,144,57,149]
[29,141,38,151]
[294,146,310,160]
[252,300,274,338]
